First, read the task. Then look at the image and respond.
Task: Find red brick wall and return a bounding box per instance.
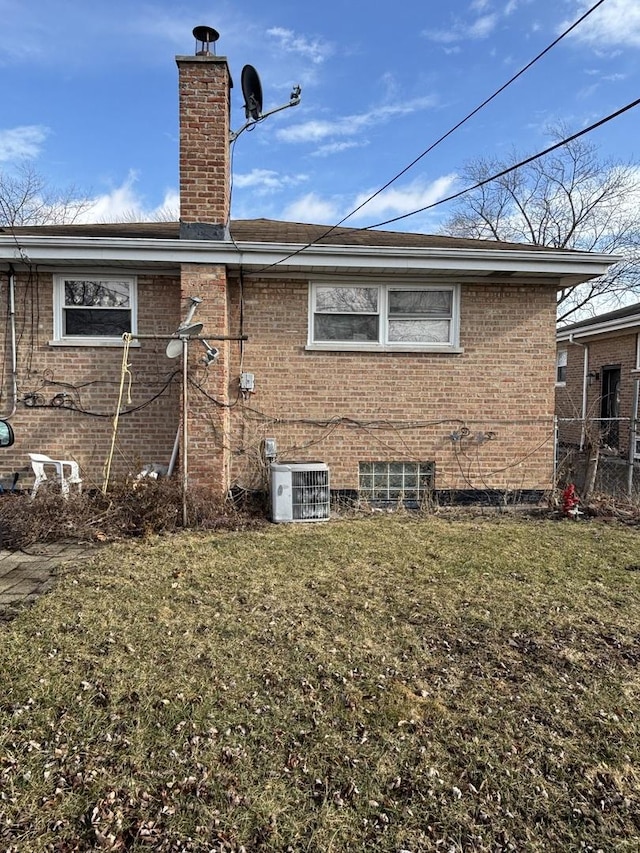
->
[0,271,560,497]
[177,55,230,227]
[0,271,182,491]
[179,264,230,495]
[556,331,639,454]
[226,278,558,494]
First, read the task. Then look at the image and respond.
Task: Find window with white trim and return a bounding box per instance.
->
[556,348,567,384]
[53,275,137,344]
[308,283,460,350]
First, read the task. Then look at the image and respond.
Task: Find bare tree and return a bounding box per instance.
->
[0,161,93,226]
[441,130,640,323]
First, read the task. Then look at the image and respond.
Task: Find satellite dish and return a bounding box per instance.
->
[166,322,204,359]
[241,65,263,120]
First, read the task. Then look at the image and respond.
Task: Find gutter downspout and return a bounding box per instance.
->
[1,267,18,419]
[569,333,588,450]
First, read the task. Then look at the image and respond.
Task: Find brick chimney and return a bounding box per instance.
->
[175,34,233,498]
[176,51,231,239]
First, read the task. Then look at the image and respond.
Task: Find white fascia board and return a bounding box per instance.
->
[0,235,617,279]
[557,312,640,342]
[232,242,616,280]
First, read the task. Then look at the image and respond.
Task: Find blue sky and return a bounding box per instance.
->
[1,0,639,232]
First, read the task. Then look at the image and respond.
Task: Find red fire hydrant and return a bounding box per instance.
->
[562,483,582,518]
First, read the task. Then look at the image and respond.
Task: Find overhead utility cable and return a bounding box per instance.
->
[327,0,608,230]
[362,95,640,230]
[244,0,608,276]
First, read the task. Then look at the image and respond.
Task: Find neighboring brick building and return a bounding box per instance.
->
[0,35,616,505]
[556,303,640,462]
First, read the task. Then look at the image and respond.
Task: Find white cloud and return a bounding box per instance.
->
[469,14,499,38]
[563,0,640,48]
[278,174,459,228]
[0,125,49,161]
[423,27,461,45]
[267,27,332,64]
[348,174,459,222]
[424,13,498,43]
[74,172,179,223]
[233,168,307,194]
[276,97,437,145]
[312,141,368,157]
[470,0,491,11]
[281,192,341,224]
[503,0,534,13]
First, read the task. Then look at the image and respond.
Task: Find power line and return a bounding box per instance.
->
[244,0,609,276]
[327,0,608,230]
[363,95,640,230]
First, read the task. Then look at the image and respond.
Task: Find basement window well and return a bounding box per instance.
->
[358,461,435,507]
[51,275,137,345]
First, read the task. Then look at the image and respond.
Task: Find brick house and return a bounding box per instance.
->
[0,42,615,506]
[556,302,640,463]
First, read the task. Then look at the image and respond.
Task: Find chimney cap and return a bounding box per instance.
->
[192,25,219,55]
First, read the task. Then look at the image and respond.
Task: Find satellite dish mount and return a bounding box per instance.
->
[230,64,301,142]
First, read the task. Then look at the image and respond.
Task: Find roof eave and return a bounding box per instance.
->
[557,313,640,341]
[0,235,618,283]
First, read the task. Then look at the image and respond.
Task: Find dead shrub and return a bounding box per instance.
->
[0,477,265,550]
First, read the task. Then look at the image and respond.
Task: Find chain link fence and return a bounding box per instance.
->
[555,416,640,500]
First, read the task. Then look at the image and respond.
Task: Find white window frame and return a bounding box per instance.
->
[51,274,138,346]
[556,348,568,385]
[307,281,462,352]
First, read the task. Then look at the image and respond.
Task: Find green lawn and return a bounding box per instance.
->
[1,515,639,851]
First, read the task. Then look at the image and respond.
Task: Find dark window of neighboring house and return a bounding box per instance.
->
[556,348,567,384]
[600,365,621,449]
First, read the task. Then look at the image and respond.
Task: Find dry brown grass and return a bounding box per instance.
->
[1,515,639,851]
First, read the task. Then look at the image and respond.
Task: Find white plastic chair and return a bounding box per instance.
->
[29,453,82,499]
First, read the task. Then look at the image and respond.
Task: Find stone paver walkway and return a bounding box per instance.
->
[0,543,95,619]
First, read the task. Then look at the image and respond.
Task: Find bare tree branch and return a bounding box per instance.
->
[0,162,94,227]
[440,129,640,322]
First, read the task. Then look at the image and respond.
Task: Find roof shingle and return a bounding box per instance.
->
[1,217,572,253]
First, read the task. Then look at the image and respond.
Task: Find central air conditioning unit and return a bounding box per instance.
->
[270,462,330,523]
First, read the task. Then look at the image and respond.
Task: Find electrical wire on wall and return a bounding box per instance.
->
[19,369,181,418]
